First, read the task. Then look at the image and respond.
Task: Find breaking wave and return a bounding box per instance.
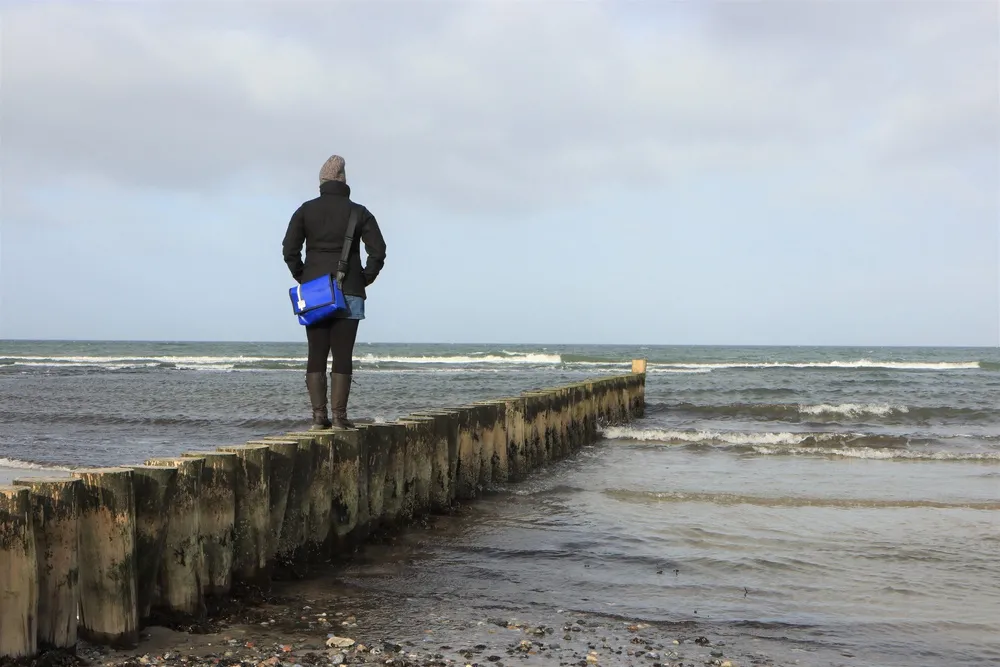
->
[601,426,912,448]
[646,402,995,423]
[0,351,564,372]
[0,458,74,472]
[604,489,1000,510]
[649,360,981,372]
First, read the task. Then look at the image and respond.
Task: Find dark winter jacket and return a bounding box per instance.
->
[282,180,386,298]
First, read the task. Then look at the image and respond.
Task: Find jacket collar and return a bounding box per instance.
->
[320,180,350,197]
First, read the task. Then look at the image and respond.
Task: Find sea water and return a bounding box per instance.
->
[1,341,998,664]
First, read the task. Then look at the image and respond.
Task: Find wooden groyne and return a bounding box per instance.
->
[0,366,646,658]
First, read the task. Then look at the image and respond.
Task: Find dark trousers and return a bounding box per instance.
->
[306,318,359,374]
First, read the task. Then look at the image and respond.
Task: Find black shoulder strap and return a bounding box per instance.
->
[335,206,360,287]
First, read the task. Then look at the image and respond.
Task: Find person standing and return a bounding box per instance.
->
[282,155,386,429]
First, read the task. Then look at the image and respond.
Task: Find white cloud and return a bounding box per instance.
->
[1,0,996,216]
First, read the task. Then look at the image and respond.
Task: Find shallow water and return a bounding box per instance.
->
[1,341,998,664]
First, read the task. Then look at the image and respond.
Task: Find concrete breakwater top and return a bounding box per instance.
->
[0,365,646,659]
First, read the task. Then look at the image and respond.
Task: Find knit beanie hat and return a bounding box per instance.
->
[319,155,347,183]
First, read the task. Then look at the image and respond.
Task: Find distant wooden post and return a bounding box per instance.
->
[631,358,647,374]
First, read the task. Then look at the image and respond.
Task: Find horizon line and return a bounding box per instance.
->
[0,338,997,350]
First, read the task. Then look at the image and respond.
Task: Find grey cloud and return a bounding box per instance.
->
[1,1,996,216]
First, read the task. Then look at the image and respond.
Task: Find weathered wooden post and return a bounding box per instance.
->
[397,418,434,516]
[274,436,314,565]
[0,485,38,659]
[386,423,411,523]
[182,451,236,598]
[283,431,335,562]
[328,428,363,552]
[366,424,406,527]
[500,397,527,480]
[144,456,204,618]
[359,425,388,531]
[521,392,550,470]
[630,360,647,417]
[470,403,496,490]
[73,467,139,648]
[582,381,597,442]
[480,400,509,483]
[452,407,480,499]
[409,410,458,507]
[247,439,298,564]
[218,444,271,591]
[130,464,178,622]
[13,477,81,650]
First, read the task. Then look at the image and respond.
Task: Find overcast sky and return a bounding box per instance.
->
[1,0,997,346]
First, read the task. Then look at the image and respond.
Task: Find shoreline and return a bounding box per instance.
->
[0,466,72,486]
[7,510,785,667]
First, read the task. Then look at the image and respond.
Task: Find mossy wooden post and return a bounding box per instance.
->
[130,465,177,622]
[549,389,566,460]
[472,402,498,488]
[476,404,495,489]
[553,388,570,459]
[218,444,270,590]
[182,451,236,597]
[560,385,577,451]
[367,424,405,526]
[359,425,388,531]
[629,363,646,417]
[0,486,38,659]
[582,381,598,442]
[250,435,310,568]
[144,456,204,617]
[453,407,480,499]
[386,423,413,523]
[397,418,434,516]
[487,400,509,483]
[247,439,297,563]
[328,429,362,552]
[410,410,458,507]
[354,430,372,543]
[73,467,139,648]
[593,380,609,428]
[284,431,335,561]
[616,377,627,423]
[617,376,630,424]
[521,392,549,470]
[572,383,588,448]
[500,397,527,480]
[12,477,79,651]
[275,436,314,564]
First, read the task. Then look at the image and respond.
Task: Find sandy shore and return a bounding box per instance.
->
[23,579,776,667]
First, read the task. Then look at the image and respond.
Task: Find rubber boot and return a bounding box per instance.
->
[305,372,332,430]
[330,372,355,429]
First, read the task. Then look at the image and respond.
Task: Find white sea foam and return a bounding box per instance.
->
[0,458,73,472]
[1,352,564,369]
[355,352,562,365]
[601,426,833,446]
[647,367,715,374]
[650,360,980,372]
[798,403,909,418]
[749,446,1000,462]
[1,353,983,373]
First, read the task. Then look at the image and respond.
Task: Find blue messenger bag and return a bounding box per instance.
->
[288,207,359,326]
